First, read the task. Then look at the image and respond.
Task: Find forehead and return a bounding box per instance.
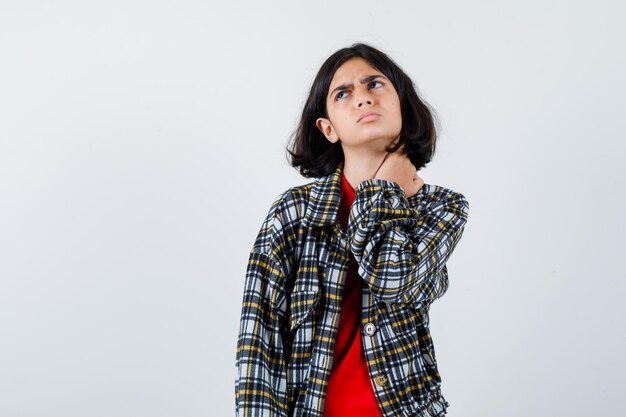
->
[330,57,383,84]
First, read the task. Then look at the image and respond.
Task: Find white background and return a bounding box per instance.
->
[1,1,624,416]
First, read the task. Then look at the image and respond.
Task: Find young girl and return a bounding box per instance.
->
[235,43,469,417]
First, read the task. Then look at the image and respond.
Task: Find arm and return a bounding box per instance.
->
[346,178,469,312]
[235,250,288,417]
[235,197,291,417]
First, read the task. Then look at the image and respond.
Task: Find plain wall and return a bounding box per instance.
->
[1,1,624,416]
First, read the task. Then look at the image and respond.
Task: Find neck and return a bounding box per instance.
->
[342,147,388,191]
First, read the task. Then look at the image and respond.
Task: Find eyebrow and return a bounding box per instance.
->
[328,74,388,98]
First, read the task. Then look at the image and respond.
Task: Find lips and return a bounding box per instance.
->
[357,111,380,123]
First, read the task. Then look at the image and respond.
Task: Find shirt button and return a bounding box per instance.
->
[374,373,389,386]
[363,322,377,336]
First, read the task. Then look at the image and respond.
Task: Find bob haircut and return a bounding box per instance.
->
[286,42,440,178]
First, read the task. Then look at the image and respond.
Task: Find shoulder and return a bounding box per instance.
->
[263,182,314,232]
[250,181,315,274]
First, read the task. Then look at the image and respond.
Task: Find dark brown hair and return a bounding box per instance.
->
[286,42,440,178]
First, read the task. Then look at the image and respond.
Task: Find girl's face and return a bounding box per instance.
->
[316,57,402,150]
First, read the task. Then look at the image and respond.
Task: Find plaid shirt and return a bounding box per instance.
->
[235,159,469,417]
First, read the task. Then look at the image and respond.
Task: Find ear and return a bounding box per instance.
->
[316,117,340,144]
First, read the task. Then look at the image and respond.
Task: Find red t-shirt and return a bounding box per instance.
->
[322,171,384,417]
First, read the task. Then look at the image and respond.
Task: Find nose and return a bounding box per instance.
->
[354,86,373,107]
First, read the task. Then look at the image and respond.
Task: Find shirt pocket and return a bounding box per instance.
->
[384,303,443,409]
[387,303,426,336]
[289,289,321,331]
[388,304,440,371]
[285,289,321,412]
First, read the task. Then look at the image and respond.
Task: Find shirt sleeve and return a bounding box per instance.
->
[235,196,290,417]
[346,178,470,312]
[235,250,289,417]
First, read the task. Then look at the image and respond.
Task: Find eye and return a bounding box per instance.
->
[335,90,348,100]
[335,81,384,101]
